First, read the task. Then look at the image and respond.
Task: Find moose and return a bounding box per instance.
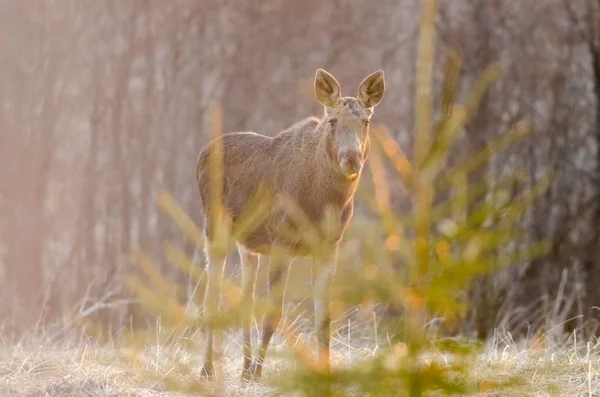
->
[194,68,385,381]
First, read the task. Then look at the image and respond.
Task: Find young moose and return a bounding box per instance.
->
[195,69,385,380]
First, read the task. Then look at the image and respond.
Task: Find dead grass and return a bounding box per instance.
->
[1,317,599,397]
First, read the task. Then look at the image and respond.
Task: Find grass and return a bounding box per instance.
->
[1,315,599,396]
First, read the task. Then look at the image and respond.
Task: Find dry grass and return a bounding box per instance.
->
[469,330,600,397]
[1,313,599,397]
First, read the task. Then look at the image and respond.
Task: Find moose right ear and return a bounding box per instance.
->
[314,69,341,107]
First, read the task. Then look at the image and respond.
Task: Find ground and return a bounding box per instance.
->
[1,321,599,396]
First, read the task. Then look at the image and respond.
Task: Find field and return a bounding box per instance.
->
[1,316,598,397]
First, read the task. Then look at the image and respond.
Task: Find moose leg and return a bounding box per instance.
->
[252,247,290,379]
[312,250,337,374]
[200,241,227,379]
[238,244,259,381]
[188,243,204,304]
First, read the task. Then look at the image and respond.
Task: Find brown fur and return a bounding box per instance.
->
[197,117,363,255]
[195,69,385,381]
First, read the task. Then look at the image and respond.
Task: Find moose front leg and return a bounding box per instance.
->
[312,249,337,373]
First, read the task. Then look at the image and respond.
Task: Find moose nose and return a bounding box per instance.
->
[339,151,362,176]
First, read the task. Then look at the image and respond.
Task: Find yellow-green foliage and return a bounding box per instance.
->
[121,0,552,396]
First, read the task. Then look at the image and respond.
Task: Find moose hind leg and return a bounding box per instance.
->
[200,240,227,379]
[238,244,259,381]
[252,248,290,379]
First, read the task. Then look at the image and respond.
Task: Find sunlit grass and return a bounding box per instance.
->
[1,324,599,396]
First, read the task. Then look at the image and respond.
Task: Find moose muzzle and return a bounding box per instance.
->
[338,150,362,177]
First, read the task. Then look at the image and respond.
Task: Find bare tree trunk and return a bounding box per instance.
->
[582,0,600,334]
[461,0,499,339]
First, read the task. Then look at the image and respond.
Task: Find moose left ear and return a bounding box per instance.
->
[357,70,385,108]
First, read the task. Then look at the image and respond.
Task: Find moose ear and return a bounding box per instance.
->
[314,69,341,107]
[357,70,385,108]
